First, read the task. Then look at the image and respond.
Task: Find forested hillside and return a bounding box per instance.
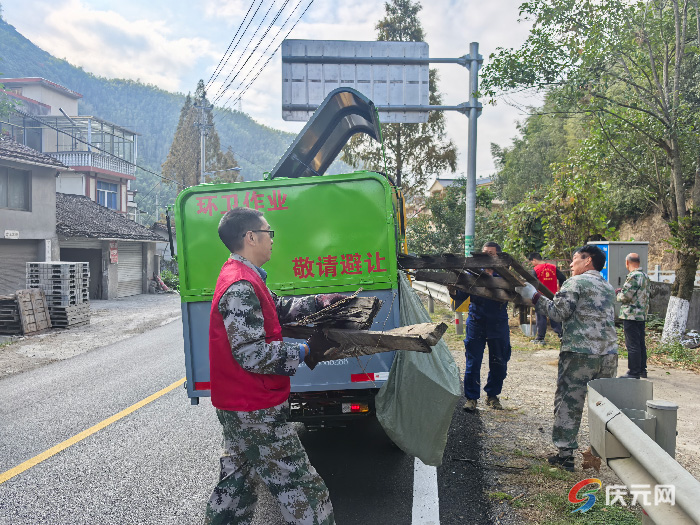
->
[0,16,352,219]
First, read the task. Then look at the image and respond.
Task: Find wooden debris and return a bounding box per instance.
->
[322,322,448,360]
[401,252,556,306]
[16,289,52,335]
[292,295,383,331]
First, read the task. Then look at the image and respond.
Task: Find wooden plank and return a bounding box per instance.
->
[413,270,532,306]
[283,322,447,356]
[398,254,510,271]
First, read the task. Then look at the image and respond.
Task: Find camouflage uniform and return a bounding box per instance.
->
[617,269,650,378]
[205,254,334,525]
[534,270,618,454]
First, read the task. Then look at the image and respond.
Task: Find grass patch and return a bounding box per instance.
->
[650,340,700,369]
[529,463,574,481]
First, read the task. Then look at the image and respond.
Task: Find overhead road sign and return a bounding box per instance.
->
[282,40,431,123]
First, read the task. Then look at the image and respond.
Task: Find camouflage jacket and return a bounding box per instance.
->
[217,254,317,376]
[617,269,649,321]
[534,270,618,356]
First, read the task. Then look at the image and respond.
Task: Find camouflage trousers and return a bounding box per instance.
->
[205,403,334,525]
[553,352,618,453]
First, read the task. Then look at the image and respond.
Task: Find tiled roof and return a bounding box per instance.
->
[56,193,161,241]
[0,136,68,168]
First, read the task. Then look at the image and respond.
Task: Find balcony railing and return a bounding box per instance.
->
[49,151,135,177]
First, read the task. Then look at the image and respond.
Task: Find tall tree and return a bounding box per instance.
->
[482,0,700,341]
[341,0,457,202]
[161,80,239,189]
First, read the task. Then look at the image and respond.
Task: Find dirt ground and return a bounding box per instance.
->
[0,293,181,379]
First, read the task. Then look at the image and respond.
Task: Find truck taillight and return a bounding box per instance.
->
[342,402,369,413]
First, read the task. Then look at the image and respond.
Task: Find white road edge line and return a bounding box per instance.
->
[412,457,440,524]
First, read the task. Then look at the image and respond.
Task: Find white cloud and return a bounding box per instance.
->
[10,0,218,92]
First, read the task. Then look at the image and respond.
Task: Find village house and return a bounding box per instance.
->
[1,77,138,217]
[0,77,161,297]
[0,137,70,295]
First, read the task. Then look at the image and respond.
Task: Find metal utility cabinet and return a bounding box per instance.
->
[175,88,405,423]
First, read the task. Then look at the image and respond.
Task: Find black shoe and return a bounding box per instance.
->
[547,454,575,472]
[619,373,640,379]
[640,371,648,378]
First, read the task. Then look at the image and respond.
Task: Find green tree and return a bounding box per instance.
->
[482,0,700,338]
[341,0,457,202]
[491,94,585,204]
[406,179,505,253]
[161,80,239,190]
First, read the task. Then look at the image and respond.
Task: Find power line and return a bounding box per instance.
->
[213,0,314,121]
[207,0,268,96]
[210,0,277,103]
[206,0,262,90]
[212,0,293,105]
[213,0,303,110]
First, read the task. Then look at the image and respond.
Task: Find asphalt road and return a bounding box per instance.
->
[0,320,494,524]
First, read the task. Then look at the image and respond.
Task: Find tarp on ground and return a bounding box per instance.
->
[375,271,461,466]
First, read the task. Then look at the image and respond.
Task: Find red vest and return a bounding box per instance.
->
[209,258,290,411]
[534,263,558,294]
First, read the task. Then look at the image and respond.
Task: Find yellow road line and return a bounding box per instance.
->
[0,377,186,485]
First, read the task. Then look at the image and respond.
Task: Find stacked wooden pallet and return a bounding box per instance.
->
[26,262,91,329]
[49,303,90,328]
[16,289,52,334]
[0,295,21,335]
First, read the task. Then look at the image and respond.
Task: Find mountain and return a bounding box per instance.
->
[0,15,349,220]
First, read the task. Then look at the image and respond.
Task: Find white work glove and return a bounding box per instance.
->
[515,283,537,301]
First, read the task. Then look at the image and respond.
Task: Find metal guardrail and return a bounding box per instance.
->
[588,378,700,524]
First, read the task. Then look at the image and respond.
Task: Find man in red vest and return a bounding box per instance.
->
[528,253,566,344]
[205,207,342,525]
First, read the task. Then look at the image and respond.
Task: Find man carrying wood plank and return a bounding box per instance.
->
[515,244,618,472]
[449,242,512,412]
[205,207,344,525]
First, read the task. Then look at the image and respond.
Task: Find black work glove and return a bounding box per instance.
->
[304,330,337,370]
[315,293,347,310]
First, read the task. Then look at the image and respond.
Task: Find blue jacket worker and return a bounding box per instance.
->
[449,242,511,412]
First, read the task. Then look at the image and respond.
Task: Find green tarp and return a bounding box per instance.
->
[375,272,461,466]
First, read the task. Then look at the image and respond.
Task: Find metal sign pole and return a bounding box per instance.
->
[464,42,481,256]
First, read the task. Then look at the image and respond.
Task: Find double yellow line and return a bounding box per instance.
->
[0,377,186,485]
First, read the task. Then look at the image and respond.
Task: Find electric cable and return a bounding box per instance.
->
[206,0,263,90]
[213,0,314,122]
[210,0,277,103]
[212,0,293,105]
[214,0,305,111]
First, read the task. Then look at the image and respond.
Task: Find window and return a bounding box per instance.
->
[97,181,118,210]
[0,166,30,210]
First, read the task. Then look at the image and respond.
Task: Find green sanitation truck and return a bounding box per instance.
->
[175,88,407,424]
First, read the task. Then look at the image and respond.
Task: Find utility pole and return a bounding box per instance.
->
[194,92,213,185]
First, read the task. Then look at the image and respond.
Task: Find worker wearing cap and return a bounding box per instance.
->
[205,207,343,525]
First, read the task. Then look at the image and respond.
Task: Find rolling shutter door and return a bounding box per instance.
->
[117,242,143,297]
[0,240,40,295]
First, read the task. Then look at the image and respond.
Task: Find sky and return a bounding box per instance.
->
[3,0,539,180]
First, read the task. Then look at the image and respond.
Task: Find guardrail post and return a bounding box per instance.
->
[428,292,434,313]
[455,311,464,335]
[646,399,678,458]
